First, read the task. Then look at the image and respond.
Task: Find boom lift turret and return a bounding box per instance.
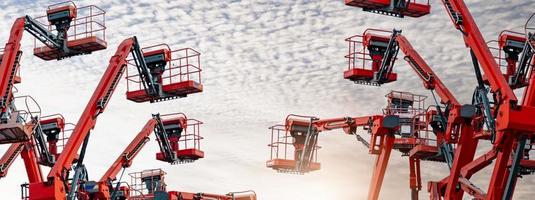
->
[127,169,257,200]
[79,113,203,200]
[0,1,107,146]
[27,37,203,200]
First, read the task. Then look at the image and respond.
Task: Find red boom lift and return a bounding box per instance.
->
[266,100,402,196]
[344,28,485,199]
[345,0,535,199]
[78,113,203,200]
[0,1,107,147]
[26,37,203,200]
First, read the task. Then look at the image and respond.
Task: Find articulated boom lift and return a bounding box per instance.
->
[268,89,469,199]
[267,112,400,174]
[0,1,107,147]
[346,0,535,199]
[344,28,487,199]
[27,37,203,200]
[79,113,203,200]
[126,45,203,103]
[128,169,257,200]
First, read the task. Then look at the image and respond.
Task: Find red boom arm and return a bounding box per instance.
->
[93,119,158,200]
[0,142,24,178]
[28,37,137,200]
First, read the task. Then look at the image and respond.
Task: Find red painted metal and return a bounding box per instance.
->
[345,0,431,18]
[266,124,321,174]
[345,0,535,198]
[0,18,27,144]
[20,121,43,184]
[343,28,485,199]
[76,113,204,199]
[126,46,203,103]
[367,134,394,200]
[0,2,107,144]
[91,119,159,200]
[0,142,24,178]
[344,29,397,85]
[409,158,422,200]
[33,3,107,60]
[156,113,204,163]
[127,169,256,200]
[27,37,177,200]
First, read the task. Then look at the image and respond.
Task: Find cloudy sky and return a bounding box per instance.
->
[0,0,534,199]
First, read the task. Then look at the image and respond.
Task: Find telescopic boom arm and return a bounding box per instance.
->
[28,36,171,200]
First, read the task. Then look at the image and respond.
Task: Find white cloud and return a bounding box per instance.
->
[0,0,534,199]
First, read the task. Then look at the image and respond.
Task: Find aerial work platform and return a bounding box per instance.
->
[409,144,446,162]
[126,46,203,103]
[0,115,32,144]
[266,159,321,173]
[344,29,399,86]
[345,0,430,18]
[32,2,107,60]
[0,96,41,144]
[266,125,321,174]
[155,113,204,164]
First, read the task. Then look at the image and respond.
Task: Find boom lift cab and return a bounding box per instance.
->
[33,2,107,60]
[345,0,430,18]
[344,29,398,86]
[126,45,203,103]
